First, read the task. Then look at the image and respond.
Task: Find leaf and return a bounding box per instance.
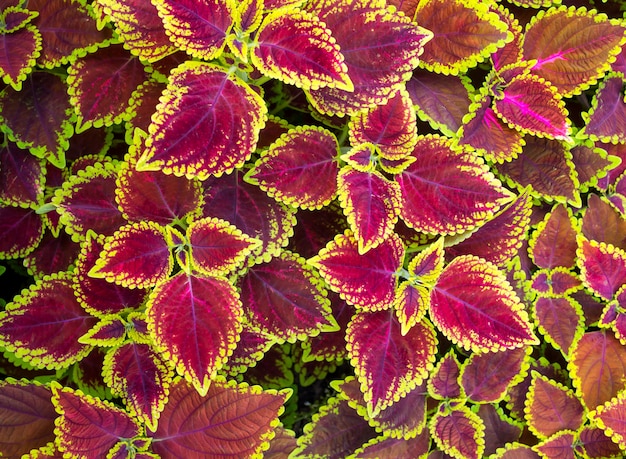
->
[578,425,624,459]
[397,134,513,235]
[427,350,462,400]
[534,431,577,459]
[496,136,580,206]
[337,167,401,254]
[530,269,582,297]
[430,255,539,352]
[152,0,233,61]
[346,310,437,417]
[524,372,585,439]
[238,251,336,341]
[354,431,430,459]
[577,237,626,301]
[245,125,340,210]
[532,296,584,355]
[0,272,96,369]
[570,330,626,410]
[152,377,288,458]
[445,189,532,268]
[0,141,44,207]
[305,0,432,115]
[89,221,173,289]
[309,230,404,311]
[137,62,267,180]
[493,74,571,140]
[0,379,56,458]
[202,171,296,263]
[528,204,579,269]
[572,142,620,193]
[293,397,377,459]
[0,204,44,259]
[52,162,126,241]
[0,24,40,90]
[187,217,259,277]
[477,404,522,457]
[103,342,173,431]
[73,234,147,317]
[460,347,529,404]
[1,7,37,33]
[581,73,626,144]
[0,71,73,168]
[30,0,113,68]
[51,383,142,458]
[79,317,127,347]
[414,0,510,75]
[251,9,352,91]
[24,230,81,278]
[96,0,178,62]
[67,45,150,131]
[601,286,626,345]
[522,6,626,97]
[406,68,472,135]
[430,403,485,459]
[146,272,243,395]
[349,88,417,160]
[589,394,626,453]
[288,202,348,259]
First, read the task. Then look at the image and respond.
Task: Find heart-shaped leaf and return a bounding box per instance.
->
[309,230,404,311]
[430,255,539,352]
[146,272,243,395]
[137,62,267,180]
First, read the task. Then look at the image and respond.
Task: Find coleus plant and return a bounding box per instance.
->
[1,0,626,457]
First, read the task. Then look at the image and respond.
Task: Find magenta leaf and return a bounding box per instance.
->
[493,74,571,140]
[0,204,44,259]
[0,379,56,458]
[67,45,150,131]
[337,167,401,254]
[137,62,267,179]
[0,272,96,369]
[245,125,340,210]
[103,342,173,431]
[51,383,142,458]
[582,73,626,144]
[309,230,404,311]
[397,135,513,235]
[0,141,44,207]
[52,162,126,241]
[238,251,336,341]
[523,6,626,96]
[529,204,579,269]
[347,310,437,417]
[30,0,113,68]
[427,350,462,400]
[96,0,177,62]
[349,88,417,159]
[79,318,127,347]
[252,9,352,91]
[430,255,539,352]
[430,403,485,459]
[146,272,243,395]
[305,0,432,115]
[89,221,173,289]
[577,237,626,301]
[152,377,288,458]
[202,171,296,262]
[0,22,40,90]
[0,71,73,168]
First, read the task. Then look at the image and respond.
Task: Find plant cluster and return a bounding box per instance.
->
[1,0,626,457]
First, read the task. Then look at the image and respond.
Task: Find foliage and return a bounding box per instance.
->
[1,0,626,457]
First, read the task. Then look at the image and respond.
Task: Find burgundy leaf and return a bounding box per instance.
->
[0,140,44,207]
[0,204,44,259]
[577,237,626,301]
[0,24,40,90]
[23,230,80,278]
[430,403,485,459]
[529,204,579,269]
[428,351,462,400]
[583,74,626,146]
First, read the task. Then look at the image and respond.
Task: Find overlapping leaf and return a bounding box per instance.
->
[430,403,485,459]
[353,431,430,459]
[309,230,404,311]
[477,404,522,457]
[238,251,336,341]
[0,141,44,207]
[24,231,81,278]
[0,22,40,90]
[251,9,352,91]
[577,237,626,301]
[245,125,340,210]
[0,272,96,369]
[138,62,267,179]
[529,204,579,269]
[146,272,243,395]
[430,255,538,352]
[152,377,289,458]
[428,350,461,400]
[0,204,44,259]
[337,167,401,254]
[347,311,437,417]
[530,269,581,298]
[522,6,626,97]
[305,0,432,115]
[581,73,626,144]
[590,391,626,451]
[413,0,510,75]
[397,135,513,235]
[533,296,584,355]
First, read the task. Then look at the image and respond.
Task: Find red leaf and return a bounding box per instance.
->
[0,204,44,259]
[0,380,56,458]
[146,272,243,395]
[577,237,626,301]
[152,377,288,458]
[430,404,485,459]
[309,230,404,311]
[428,351,462,400]
[347,310,437,416]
